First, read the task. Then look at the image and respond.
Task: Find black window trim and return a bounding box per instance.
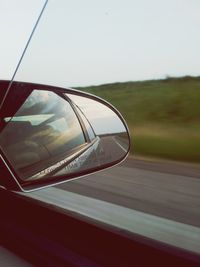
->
[62,93,91,143]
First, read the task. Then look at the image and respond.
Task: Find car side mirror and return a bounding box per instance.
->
[0,81,130,192]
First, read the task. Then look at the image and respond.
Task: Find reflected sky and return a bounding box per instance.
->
[67,94,126,135]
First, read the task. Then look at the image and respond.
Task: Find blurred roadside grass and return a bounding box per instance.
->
[77,76,200,163]
[132,124,200,162]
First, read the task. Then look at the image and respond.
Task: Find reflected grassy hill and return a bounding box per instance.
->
[76,76,200,163]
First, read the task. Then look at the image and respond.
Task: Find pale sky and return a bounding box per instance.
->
[0,0,200,87]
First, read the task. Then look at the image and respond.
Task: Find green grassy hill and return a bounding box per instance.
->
[76,76,200,163]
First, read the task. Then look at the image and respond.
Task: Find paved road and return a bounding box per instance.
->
[56,157,200,227]
[28,157,200,254]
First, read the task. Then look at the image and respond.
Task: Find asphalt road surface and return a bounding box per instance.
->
[56,157,200,228]
[28,156,200,254]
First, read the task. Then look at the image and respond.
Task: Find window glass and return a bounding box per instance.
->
[0,90,85,180]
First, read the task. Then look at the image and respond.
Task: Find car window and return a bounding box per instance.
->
[0,89,86,181]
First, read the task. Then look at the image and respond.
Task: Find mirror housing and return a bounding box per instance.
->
[0,81,130,192]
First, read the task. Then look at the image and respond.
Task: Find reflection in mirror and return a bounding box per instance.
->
[67,93,130,167]
[0,89,86,182]
[0,83,130,191]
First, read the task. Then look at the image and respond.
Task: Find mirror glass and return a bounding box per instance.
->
[0,88,86,181]
[67,94,129,166]
[0,84,129,191]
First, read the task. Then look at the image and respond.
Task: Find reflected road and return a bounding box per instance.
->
[97,135,129,164]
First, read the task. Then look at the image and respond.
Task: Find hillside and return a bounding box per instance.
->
[76,76,200,163]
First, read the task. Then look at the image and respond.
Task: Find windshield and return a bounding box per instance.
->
[1,0,200,256]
